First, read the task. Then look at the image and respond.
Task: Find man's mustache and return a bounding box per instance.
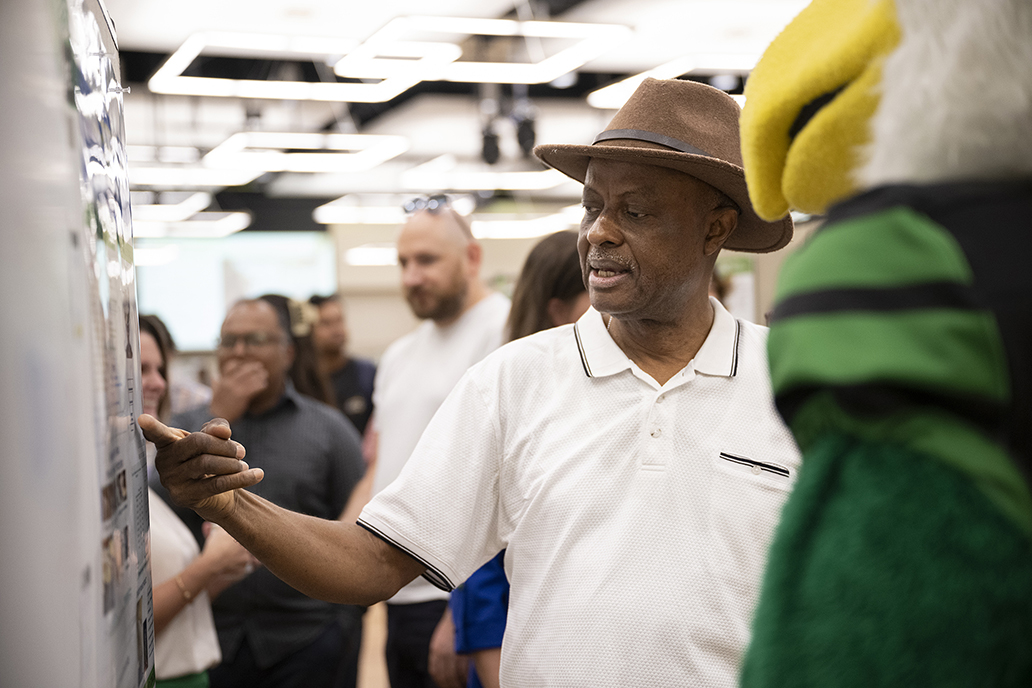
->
[585,248,633,271]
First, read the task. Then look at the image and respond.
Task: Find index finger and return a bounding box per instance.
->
[139,414,189,448]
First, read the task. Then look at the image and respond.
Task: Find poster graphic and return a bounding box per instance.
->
[67,0,155,685]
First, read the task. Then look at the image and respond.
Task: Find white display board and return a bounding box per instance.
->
[0,0,154,686]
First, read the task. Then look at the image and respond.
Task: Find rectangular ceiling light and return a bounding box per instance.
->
[132,191,213,222]
[203,132,409,174]
[588,53,758,109]
[128,165,263,189]
[148,32,424,103]
[314,193,477,226]
[314,203,406,226]
[403,168,567,191]
[471,204,582,239]
[133,211,252,239]
[349,17,632,84]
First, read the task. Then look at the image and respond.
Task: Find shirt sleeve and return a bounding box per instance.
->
[358,367,505,591]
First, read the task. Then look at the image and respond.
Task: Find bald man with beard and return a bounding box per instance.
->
[367,203,511,688]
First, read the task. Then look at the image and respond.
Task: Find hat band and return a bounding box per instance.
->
[593,128,711,157]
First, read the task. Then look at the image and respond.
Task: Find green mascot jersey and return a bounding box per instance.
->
[741,180,1032,686]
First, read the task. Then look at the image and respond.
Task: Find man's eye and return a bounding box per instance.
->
[626,210,646,219]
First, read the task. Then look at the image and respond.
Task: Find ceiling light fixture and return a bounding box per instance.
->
[128,165,263,189]
[132,192,213,222]
[126,145,201,164]
[333,40,462,80]
[313,193,478,226]
[587,53,758,110]
[357,17,632,84]
[149,32,424,103]
[132,211,252,239]
[470,204,582,239]
[314,203,406,226]
[203,132,410,174]
[402,155,567,191]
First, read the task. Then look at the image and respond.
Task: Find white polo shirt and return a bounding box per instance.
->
[372,290,510,603]
[359,298,800,687]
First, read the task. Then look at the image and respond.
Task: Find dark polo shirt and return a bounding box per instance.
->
[328,357,376,436]
[157,381,365,669]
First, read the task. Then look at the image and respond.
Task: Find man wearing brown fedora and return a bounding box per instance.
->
[144,78,801,687]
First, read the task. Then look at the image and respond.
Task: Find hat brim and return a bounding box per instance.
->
[534,142,793,253]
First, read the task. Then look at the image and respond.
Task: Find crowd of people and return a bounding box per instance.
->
[141,77,777,688]
[143,200,628,688]
[140,49,1030,686]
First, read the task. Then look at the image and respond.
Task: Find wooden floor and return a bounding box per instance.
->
[357,603,390,688]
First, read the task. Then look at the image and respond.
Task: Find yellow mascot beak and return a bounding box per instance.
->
[741,0,901,220]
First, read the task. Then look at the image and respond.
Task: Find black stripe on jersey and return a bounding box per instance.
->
[769,281,978,324]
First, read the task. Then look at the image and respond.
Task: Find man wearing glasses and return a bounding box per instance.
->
[162,298,366,688]
[368,198,510,688]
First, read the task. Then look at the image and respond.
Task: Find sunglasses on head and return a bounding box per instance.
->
[402,194,450,214]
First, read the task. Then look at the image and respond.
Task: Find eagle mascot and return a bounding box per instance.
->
[738,0,1032,684]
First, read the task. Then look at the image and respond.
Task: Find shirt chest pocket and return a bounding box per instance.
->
[713,450,795,493]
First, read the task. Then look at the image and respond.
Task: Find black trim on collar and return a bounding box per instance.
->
[357,520,455,592]
[573,323,593,378]
[730,319,742,377]
[593,128,711,157]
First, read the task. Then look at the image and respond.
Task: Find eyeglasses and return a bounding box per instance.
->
[217,332,282,349]
[402,194,450,215]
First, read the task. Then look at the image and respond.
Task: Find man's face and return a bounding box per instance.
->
[312,300,347,355]
[396,212,470,321]
[579,158,722,321]
[217,301,293,390]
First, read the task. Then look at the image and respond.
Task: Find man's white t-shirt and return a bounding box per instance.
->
[361,300,801,686]
[372,291,510,604]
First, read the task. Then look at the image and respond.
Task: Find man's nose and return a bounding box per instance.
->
[584,209,621,246]
[229,338,250,355]
[401,264,422,288]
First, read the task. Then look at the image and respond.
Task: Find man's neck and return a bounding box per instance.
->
[433,281,490,328]
[317,349,348,375]
[607,297,715,387]
[247,380,288,417]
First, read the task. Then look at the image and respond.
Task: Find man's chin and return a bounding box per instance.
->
[406,298,436,320]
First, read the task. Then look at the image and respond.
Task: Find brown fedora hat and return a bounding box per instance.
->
[534,78,792,253]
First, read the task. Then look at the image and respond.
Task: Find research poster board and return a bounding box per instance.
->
[70,0,156,685]
[0,0,154,685]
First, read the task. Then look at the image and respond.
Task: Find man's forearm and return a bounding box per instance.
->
[215,489,425,606]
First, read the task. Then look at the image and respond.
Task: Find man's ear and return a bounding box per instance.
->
[465,240,483,273]
[704,207,738,256]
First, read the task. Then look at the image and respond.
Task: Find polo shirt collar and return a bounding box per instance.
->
[572,297,742,380]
